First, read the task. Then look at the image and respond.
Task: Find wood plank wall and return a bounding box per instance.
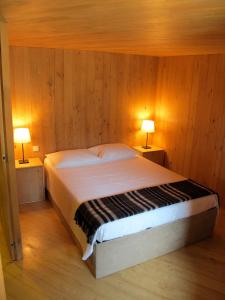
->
[154,54,225,207]
[10,47,158,159]
[10,47,225,206]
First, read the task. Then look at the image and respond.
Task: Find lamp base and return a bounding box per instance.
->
[142,145,151,149]
[19,159,29,164]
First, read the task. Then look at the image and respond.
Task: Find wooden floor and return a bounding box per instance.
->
[2,201,225,300]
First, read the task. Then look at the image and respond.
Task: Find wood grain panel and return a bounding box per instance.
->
[154,54,225,207]
[0,22,22,260]
[0,251,6,300]
[10,46,157,159]
[1,1,225,56]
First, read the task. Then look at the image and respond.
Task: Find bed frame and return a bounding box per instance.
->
[47,191,218,279]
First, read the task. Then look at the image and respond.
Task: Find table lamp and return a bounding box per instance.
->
[14,128,31,164]
[141,120,155,149]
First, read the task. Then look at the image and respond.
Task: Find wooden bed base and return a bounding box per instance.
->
[88,208,217,278]
[47,192,218,279]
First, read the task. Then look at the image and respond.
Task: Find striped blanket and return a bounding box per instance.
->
[74,179,216,244]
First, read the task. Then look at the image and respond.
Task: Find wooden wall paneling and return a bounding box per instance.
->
[26,48,43,158]
[212,56,225,201]
[77,51,90,148]
[11,46,158,159]
[101,53,112,144]
[107,54,122,143]
[62,49,74,149]
[109,53,124,144]
[122,55,136,145]
[40,48,56,155]
[86,52,104,147]
[9,46,225,205]
[79,51,93,147]
[10,47,27,159]
[184,56,225,187]
[11,47,56,159]
[154,54,225,207]
[54,49,65,151]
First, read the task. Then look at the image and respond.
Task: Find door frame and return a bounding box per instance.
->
[0,252,6,300]
[0,20,22,260]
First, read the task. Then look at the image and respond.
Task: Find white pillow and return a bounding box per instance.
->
[88,143,137,162]
[45,149,100,168]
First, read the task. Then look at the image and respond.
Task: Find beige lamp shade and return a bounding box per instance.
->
[141,120,155,133]
[14,128,31,144]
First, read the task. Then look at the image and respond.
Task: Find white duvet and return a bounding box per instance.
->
[44,156,218,260]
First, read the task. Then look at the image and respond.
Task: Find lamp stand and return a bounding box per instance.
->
[19,143,29,164]
[142,132,151,149]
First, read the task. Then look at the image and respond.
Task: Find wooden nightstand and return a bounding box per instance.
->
[15,158,44,204]
[133,145,165,166]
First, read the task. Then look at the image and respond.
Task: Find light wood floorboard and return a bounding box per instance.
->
[2,201,225,300]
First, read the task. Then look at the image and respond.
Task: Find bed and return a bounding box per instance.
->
[44,144,219,278]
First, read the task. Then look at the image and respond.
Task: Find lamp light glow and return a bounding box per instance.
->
[141,120,155,149]
[14,128,31,144]
[141,120,155,133]
[14,128,31,164]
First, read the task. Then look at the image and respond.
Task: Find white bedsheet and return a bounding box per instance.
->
[44,156,218,260]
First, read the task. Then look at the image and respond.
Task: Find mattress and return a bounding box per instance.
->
[44,156,218,260]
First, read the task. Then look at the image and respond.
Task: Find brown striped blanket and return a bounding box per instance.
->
[74,179,217,244]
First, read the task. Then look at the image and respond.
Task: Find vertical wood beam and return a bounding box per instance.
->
[0,21,22,260]
[0,252,6,300]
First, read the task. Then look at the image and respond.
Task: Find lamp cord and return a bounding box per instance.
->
[146,132,149,148]
[21,143,24,163]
